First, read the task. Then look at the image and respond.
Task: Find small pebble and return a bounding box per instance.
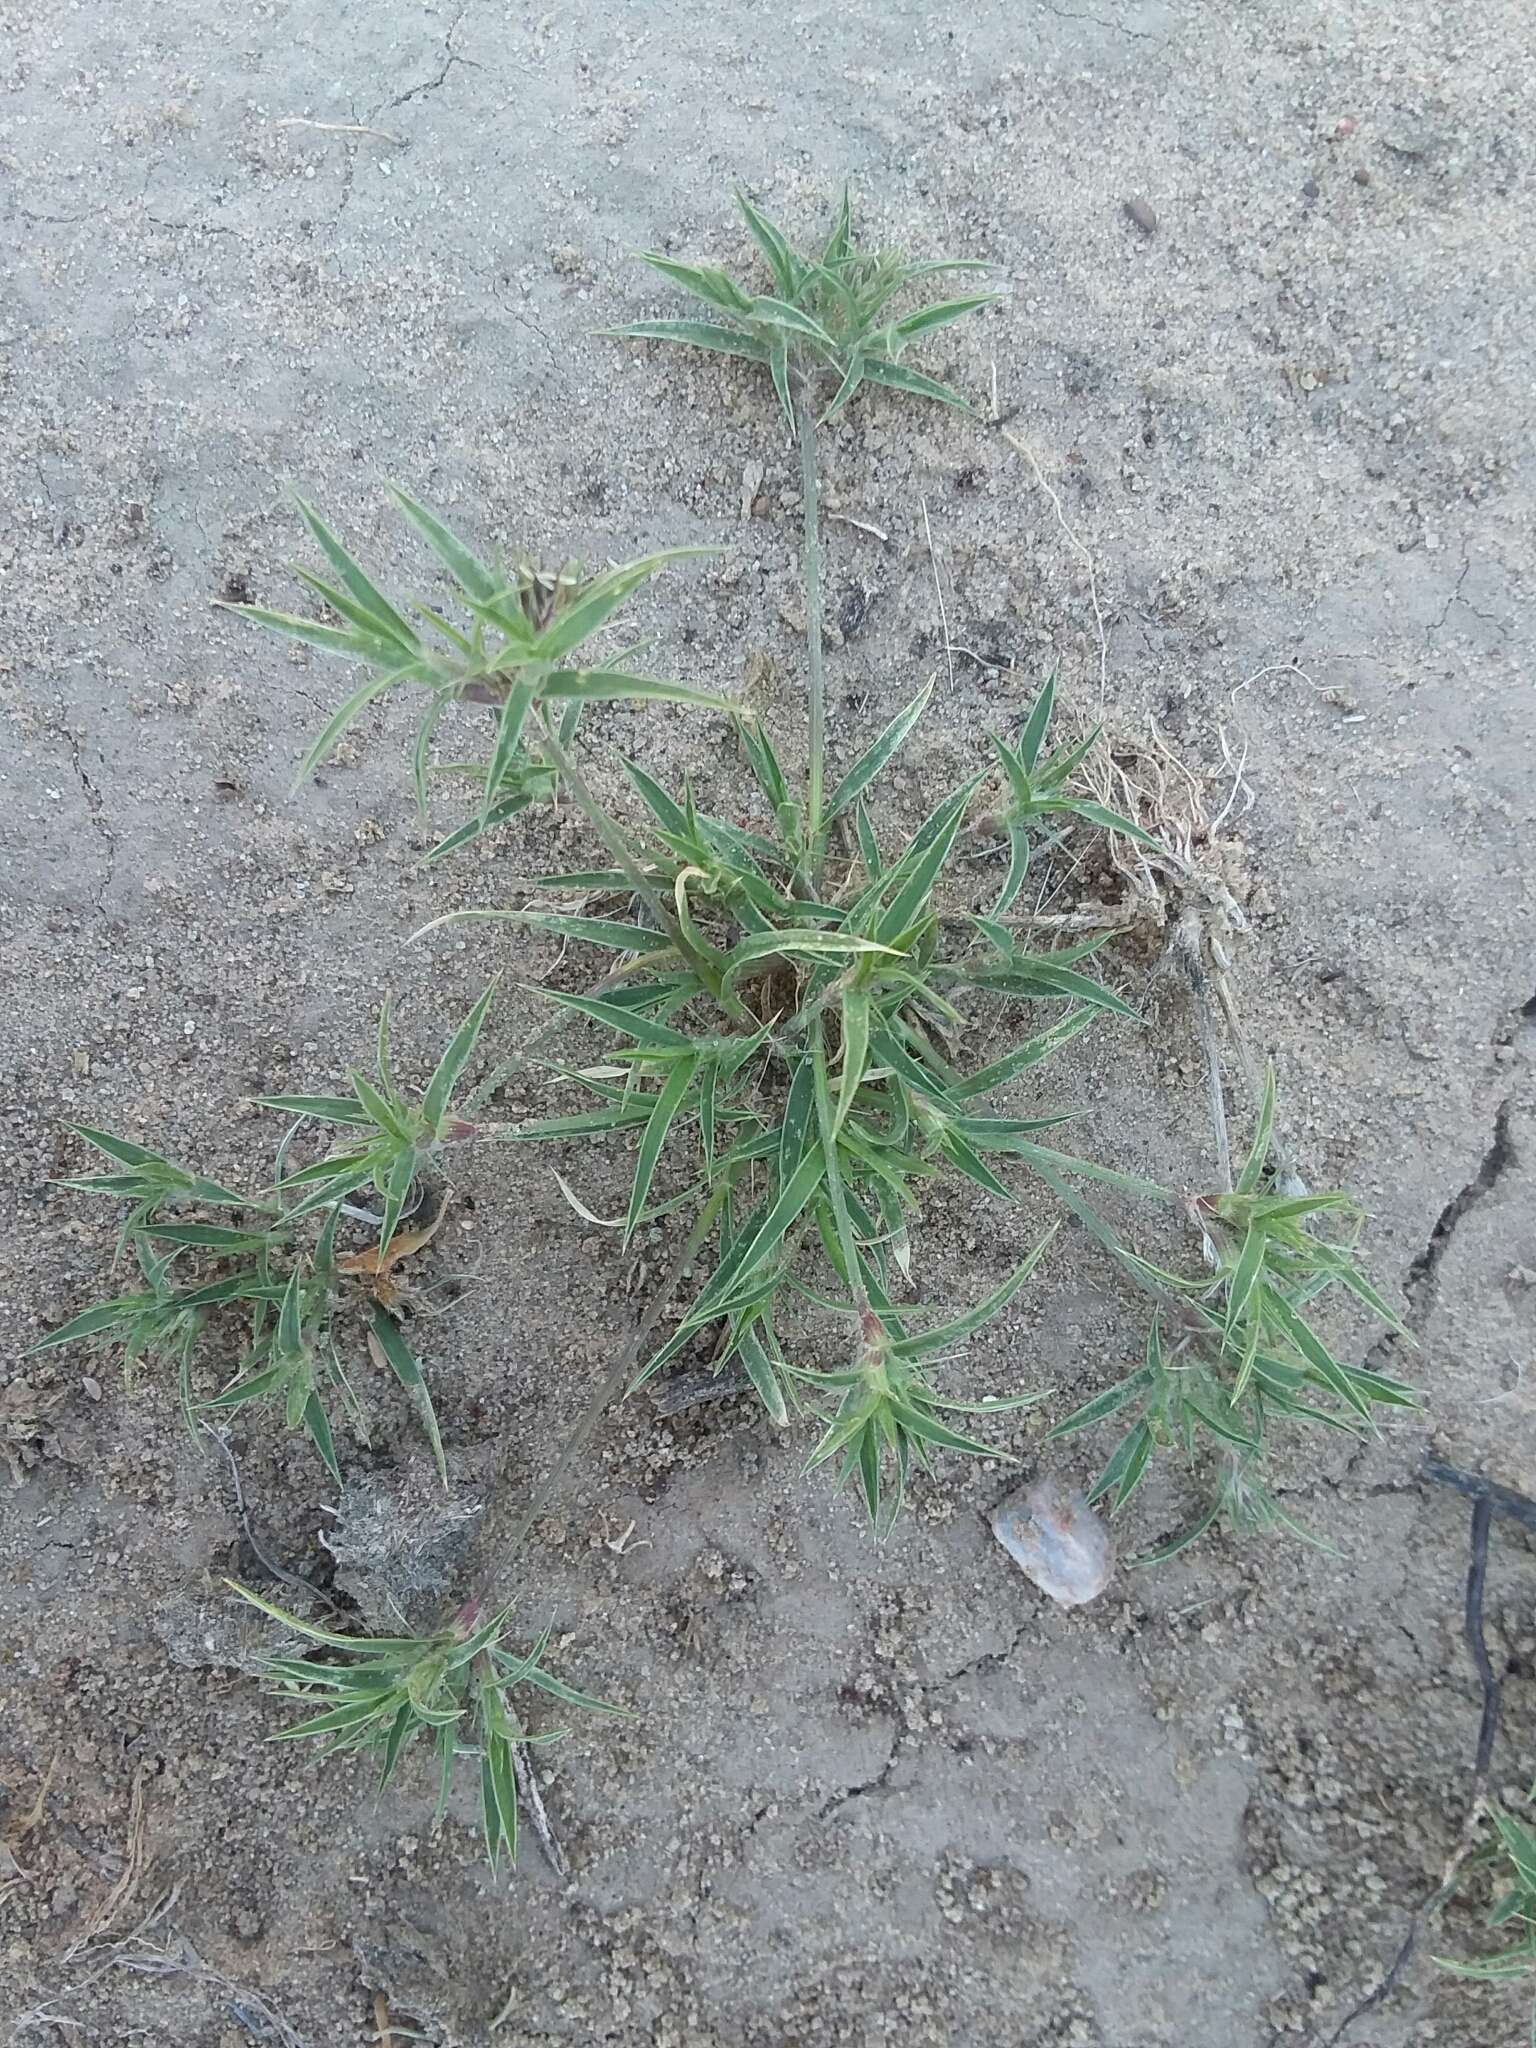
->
[1122,196,1158,237]
[740,458,765,522]
[992,1476,1114,1606]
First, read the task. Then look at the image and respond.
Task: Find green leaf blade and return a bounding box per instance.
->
[625,1058,698,1247]
[387,487,499,605]
[822,680,935,828]
[607,317,770,362]
[423,982,498,1134]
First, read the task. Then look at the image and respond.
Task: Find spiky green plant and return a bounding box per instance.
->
[192,1205,365,1484]
[422,672,1148,1529]
[213,190,1413,1550]
[43,180,1423,1878]
[797,1249,1056,1533]
[50,1125,268,1253]
[28,1238,223,1427]
[30,992,506,1482]
[977,671,1162,915]
[236,493,1146,1528]
[611,187,998,882]
[232,1585,619,1871]
[1045,1068,1416,1555]
[216,490,732,870]
[258,984,499,1253]
[609,184,998,427]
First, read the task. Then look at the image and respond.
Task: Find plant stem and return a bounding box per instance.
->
[535,707,678,943]
[812,1031,869,1311]
[797,390,828,889]
[1172,905,1232,1195]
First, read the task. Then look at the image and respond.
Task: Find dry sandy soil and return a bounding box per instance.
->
[3,2,1535,2044]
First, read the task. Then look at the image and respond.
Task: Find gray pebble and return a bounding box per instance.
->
[1122,196,1158,237]
[992,1476,1115,1606]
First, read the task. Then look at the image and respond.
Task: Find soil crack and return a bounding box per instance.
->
[923,1606,1031,1689]
[1427,555,1471,636]
[490,277,559,372]
[56,726,117,917]
[1365,993,1531,1371]
[145,215,246,241]
[382,3,480,113]
[816,1724,900,1820]
[1400,1099,1515,1315]
[1422,552,1509,639]
[1043,4,1151,35]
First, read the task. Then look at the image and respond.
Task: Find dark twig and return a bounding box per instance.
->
[651,1357,754,1416]
[1319,1468,1518,2044]
[509,1727,566,1879]
[202,1424,350,1621]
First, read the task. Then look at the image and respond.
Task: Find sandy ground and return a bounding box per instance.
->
[3,2,1535,2043]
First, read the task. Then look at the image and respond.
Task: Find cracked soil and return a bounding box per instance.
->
[2,3,1534,2045]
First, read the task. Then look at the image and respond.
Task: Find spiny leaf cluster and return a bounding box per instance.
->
[233,1584,619,1872]
[610,185,999,426]
[32,990,501,1482]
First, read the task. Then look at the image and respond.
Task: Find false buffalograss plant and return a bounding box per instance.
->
[232,533,1149,1529]
[216,491,732,873]
[231,1585,620,1871]
[156,187,1416,1540]
[36,187,1419,1873]
[1043,1069,1415,1555]
[612,184,998,428]
[609,187,996,890]
[976,673,1163,915]
[31,987,509,1483]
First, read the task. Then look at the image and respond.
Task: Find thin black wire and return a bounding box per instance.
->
[1321,1471,1510,2046]
[1466,1493,1501,1780]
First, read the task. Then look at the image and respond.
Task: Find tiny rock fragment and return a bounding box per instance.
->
[992,1476,1114,1606]
[740,458,765,521]
[741,648,775,707]
[1122,196,1158,238]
